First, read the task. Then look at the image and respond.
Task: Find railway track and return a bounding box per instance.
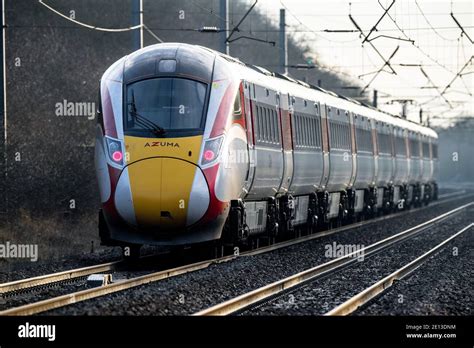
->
[0,261,120,295]
[193,202,473,315]
[1,190,464,296]
[0,192,470,315]
[325,222,474,316]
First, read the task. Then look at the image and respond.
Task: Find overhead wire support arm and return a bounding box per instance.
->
[287,64,316,69]
[360,45,400,95]
[362,0,395,43]
[366,34,414,43]
[419,66,453,108]
[378,0,456,75]
[143,24,164,43]
[415,0,457,42]
[363,0,414,44]
[227,36,275,46]
[218,0,272,47]
[441,56,474,96]
[358,68,391,78]
[349,14,397,75]
[395,63,422,67]
[225,0,258,43]
[323,29,358,33]
[451,12,473,44]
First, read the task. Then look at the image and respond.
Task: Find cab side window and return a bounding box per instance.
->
[97,87,103,126]
[233,91,242,122]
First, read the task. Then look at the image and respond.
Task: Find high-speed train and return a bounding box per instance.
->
[95,43,438,255]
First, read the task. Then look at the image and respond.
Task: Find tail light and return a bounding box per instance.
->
[201,136,224,166]
[105,136,124,167]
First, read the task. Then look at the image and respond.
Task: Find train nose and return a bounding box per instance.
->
[114,158,210,229]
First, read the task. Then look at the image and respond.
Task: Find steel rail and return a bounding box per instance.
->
[0,261,121,294]
[244,192,470,257]
[1,190,466,294]
[194,202,473,316]
[0,256,236,316]
[0,193,470,315]
[325,223,473,315]
[2,190,464,294]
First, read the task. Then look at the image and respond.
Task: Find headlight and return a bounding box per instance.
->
[201,136,224,166]
[105,136,124,166]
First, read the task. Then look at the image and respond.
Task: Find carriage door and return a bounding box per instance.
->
[242,80,256,195]
[277,92,293,193]
[247,84,284,198]
[320,104,330,189]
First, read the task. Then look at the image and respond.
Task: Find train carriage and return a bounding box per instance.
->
[95,43,439,255]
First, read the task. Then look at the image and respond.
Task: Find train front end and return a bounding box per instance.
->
[94,43,245,248]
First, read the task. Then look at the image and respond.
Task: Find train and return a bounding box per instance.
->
[94,43,439,257]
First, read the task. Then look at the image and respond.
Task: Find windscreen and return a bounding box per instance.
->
[125,77,207,136]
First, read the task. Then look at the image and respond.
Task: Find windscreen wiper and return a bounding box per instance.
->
[128,91,166,136]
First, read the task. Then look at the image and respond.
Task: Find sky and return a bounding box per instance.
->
[251,0,473,127]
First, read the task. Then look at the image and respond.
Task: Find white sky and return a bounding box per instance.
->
[253,0,473,127]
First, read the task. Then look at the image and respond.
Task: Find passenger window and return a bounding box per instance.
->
[256,105,262,141]
[268,108,272,142]
[432,143,438,159]
[305,117,310,146]
[316,118,321,147]
[262,107,267,142]
[294,114,299,146]
[265,108,268,142]
[303,117,307,146]
[274,110,280,143]
[423,142,430,158]
[271,109,276,143]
